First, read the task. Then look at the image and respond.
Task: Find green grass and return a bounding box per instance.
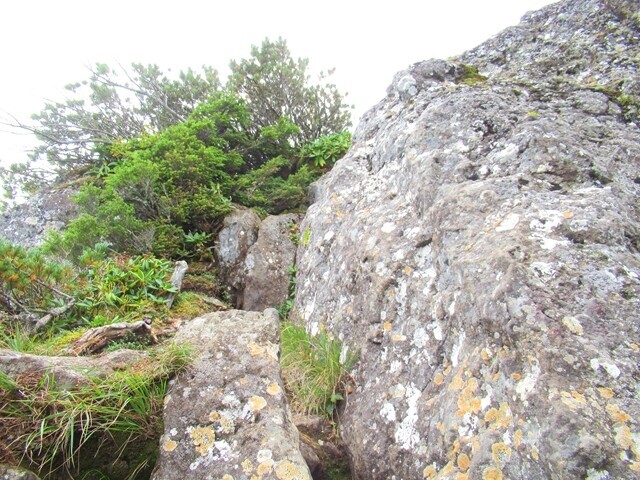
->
[0,342,191,478]
[280,323,354,417]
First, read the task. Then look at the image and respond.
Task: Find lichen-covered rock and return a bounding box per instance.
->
[215,206,262,306]
[294,1,640,478]
[0,186,77,248]
[0,465,41,480]
[243,214,303,311]
[152,309,311,480]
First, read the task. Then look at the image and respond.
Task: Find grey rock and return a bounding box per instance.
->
[294,1,640,479]
[0,349,149,389]
[0,465,41,480]
[242,214,303,311]
[0,187,77,248]
[215,206,261,306]
[152,309,311,480]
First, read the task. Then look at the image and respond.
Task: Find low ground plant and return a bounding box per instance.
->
[0,342,191,478]
[280,322,354,417]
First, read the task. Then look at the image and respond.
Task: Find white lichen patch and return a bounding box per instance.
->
[381,222,396,233]
[495,213,520,232]
[516,356,540,402]
[451,331,466,368]
[590,358,621,378]
[413,327,429,348]
[380,402,397,421]
[257,449,273,463]
[394,384,421,450]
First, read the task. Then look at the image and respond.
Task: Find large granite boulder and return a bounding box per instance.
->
[243,214,303,311]
[215,207,262,306]
[152,309,311,480]
[0,186,77,248]
[294,0,640,478]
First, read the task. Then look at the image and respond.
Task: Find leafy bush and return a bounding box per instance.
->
[300,131,351,170]
[280,323,354,417]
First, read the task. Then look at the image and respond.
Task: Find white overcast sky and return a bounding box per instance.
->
[0,0,556,169]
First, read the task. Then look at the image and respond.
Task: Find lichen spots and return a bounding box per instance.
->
[242,459,254,474]
[485,403,513,429]
[561,316,584,335]
[422,465,436,479]
[248,342,265,357]
[267,382,282,396]
[383,321,393,331]
[491,443,512,467]
[434,373,444,386]
[437,422,445,434]
[481,348,491,362]
[631,343,639,353]
[257,459,275,475]
[221,475,234,480]
[449,372,466,391]
[531,445,539,460]
[248,396,268,411]
[162,438,178,452]
[614,424,633,449]
[457,453,471,471]
[456,377,481,417]
[630,462,640,472]
[561,390,587,410]
[275,460,306,479]
[562,210,574,219]
[457,474,469,480]
[391,333,407,342]
[189,426,216,456]
[598,387,615,399]
[511,373,522,380]
[606,403,631,423]
[482,466,503,480]
[514,429,523,448]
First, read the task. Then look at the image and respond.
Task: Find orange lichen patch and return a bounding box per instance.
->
[631,343,639,353]
[491,443,512,467]
[248,396,268,411]
[242,459,254,474]
[498,348,509,359]
[511,373,522,380]
[614,424,633,450]
[448,440,462,460]
[190,426,216,456]
[517,419,524,426]
[598,387,615,399]
[630,462,640,472]
[434,373,445,386]
[437,422,446,434]
[514,430,523,448]
[267,383,282,396]
[481,348,491,362]
[482,466,503,480]
[562,210,574,219]
[404,266,414,275]
[456,379,482,417]
[275,460,305,479]
[221,475,234,480]
[423,465,436,479]
[257,459,275,475]
[486,403,513,430]
[457,453,471,471]
[531,446,539,460]
[162,438,178,452]
[457,474,469,480]
[471,437,481,455]
[606,403,631,423]
[391,333,407,342]
[239,377,249,385]
[443,365,452,376]
[449,373,466,391]
[383,321,393,331]
[492,372,501,382]
[439,461,455,476]
[209,410,235,434]
[485,408,498,423]
[248,342,265,357]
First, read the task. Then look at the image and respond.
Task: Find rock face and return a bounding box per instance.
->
[215,206,262,305]
[0,187,77,248]
[152,309,311,480]
[216,209,302,310]
[243,214,303,311]
[294,1,640,479]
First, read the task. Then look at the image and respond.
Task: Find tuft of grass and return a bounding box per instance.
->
[456,64,488,86]
[280,323,354,418]
[0,342,191,478]
[170,291,212,319]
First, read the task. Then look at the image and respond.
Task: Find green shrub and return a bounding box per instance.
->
[280,323,354,417]
[299,131,351,170]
